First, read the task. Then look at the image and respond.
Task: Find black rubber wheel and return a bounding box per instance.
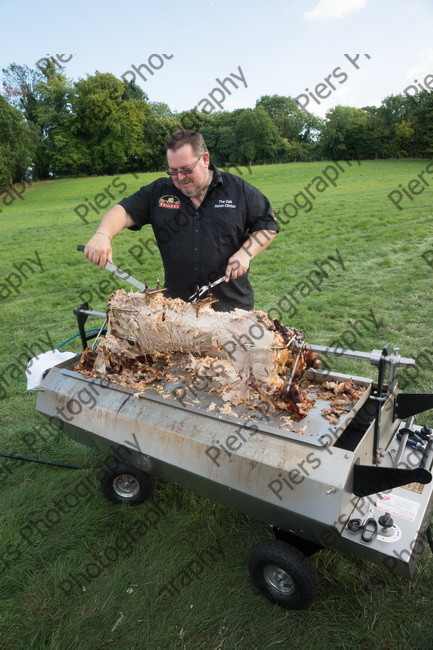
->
[100,461,154,504]
[248,539,317,610]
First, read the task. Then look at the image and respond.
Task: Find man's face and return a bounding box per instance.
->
[166,144,210,197]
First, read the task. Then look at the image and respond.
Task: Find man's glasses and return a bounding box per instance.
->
[166,156,202,176]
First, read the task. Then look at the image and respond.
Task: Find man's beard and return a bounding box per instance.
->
[179,183,197,197]
[177,171,210,197]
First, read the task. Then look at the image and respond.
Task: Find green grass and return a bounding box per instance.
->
[1,159,433,649]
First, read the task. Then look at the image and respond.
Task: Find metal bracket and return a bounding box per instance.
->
[394,393,433,420]
[305,344,415,368]
[73,303,106,350]
[372,345,390,464]
[353,463,432,497]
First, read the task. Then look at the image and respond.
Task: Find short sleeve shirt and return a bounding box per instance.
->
[118,164,279,311]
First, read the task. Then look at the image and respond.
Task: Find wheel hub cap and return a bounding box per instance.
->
[263,564,296,595]
[113,474,140,498]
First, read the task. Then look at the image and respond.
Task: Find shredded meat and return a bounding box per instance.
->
[74,290,321,418]
[320,378,366,422]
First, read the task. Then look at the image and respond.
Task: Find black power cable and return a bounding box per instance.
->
[0,451,95,469]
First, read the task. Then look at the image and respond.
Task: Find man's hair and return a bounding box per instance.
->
[165,130,208,156]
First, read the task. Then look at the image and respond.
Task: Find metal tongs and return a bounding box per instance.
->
[188,276,225,302]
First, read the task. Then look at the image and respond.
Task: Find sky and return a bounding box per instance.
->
[1,0,433,118]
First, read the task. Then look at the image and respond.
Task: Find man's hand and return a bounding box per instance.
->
[225,249,250,281]
[84,233,113,269]
[83,204,133,269]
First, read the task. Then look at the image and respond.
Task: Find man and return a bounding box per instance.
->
[84,130,278,311]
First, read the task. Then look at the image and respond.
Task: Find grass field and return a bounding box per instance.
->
[1,159,433,649]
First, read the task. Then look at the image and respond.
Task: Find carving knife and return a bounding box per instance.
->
[77,245,146,291]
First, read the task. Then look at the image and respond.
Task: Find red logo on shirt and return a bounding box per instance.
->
[159,195,180,209]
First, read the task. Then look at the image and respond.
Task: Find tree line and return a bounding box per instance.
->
[1,61,433,189]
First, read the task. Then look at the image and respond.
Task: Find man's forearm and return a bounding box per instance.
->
[241,229,278,260]
[93,204,134,238]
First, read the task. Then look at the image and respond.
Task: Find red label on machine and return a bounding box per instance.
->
[365,493,420,521]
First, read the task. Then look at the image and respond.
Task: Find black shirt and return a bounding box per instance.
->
[118,164,279,311]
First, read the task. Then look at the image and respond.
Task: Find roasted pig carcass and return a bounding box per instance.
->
[75,290,320,417]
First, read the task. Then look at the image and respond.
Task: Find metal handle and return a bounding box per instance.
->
[305,343,415,368]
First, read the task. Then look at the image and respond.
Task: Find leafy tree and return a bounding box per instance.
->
[3,58,433,181]
[122,82,149,103]
[394,120,416,156]
[377,94,410,126]
[177,109,210,132]
[72,73,151,174]
[361,106,389,158]
[256,94,321,143]
[319,106,371,159]
[280,139,320,162]
[2,61,76,178]
[1,63,44,123]
[215,127,238,166]
[32,63,77,177]
[0,95,37,187]
[149,102,174,118]
[372,95,413,157]
[234,107,282,164]
[209,109,247,130]
[143,114,182,170]
[199,125,218,150]
[405,91,433,156]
